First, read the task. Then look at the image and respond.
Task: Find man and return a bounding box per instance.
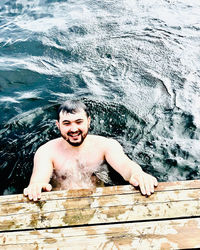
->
[24,100,158,201]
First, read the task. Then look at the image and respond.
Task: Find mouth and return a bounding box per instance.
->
[68,131,81,140]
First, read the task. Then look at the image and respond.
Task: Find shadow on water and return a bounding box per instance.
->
[2,96,199,195]
[0,99,148,194]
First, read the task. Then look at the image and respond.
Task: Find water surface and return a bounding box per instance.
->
[0,0,200,194]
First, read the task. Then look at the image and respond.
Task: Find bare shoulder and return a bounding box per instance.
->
[35,138,61,154]
[87,135,122,149]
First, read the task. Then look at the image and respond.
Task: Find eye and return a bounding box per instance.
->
[76,120,83,124]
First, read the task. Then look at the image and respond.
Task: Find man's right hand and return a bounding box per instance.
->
[23,183,52,201]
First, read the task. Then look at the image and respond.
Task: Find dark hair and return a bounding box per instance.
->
[57,100,89,121]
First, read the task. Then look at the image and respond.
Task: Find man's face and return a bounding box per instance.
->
[56,109,91,147]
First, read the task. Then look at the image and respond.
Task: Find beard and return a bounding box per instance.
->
[60,129,88,147]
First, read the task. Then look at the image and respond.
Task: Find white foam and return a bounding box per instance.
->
[0,96,20,103]
[176,72,200,128]
[82,71,107,96]
[16,91,41,100]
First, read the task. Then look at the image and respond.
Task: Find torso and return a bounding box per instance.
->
[48,135,107,190]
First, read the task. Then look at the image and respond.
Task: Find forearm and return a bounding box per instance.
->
[104,138,157,196]
[122,160,143,182]
[29,170,52,185]
[29,155,53,185]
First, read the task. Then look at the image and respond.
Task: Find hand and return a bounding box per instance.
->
[129,171,158,196]
[23,183,52,201]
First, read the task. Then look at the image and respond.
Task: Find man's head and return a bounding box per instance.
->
[56,100,91,147]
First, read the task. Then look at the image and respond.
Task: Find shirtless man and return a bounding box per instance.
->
[24,100,158,201]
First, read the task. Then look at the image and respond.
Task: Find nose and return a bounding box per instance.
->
[70,123,78,132]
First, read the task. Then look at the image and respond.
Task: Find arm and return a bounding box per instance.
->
[23,145,53,201]
[104,138,158,196]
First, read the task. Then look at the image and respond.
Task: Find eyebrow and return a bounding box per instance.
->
[62,119,84,123]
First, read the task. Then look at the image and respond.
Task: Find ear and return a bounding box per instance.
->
[88,116,91,127]
[56,120,60,129]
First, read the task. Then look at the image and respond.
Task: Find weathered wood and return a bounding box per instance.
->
[1,188,200,216]
[0,180,200,249]
[1,199,200,231]
[0,218,200,249]
[0,179,199,203]
[0,181,200,231]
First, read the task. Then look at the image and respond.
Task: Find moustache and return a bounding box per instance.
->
[67,131,82,136]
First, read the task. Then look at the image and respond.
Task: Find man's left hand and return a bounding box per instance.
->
[129,171,158,196]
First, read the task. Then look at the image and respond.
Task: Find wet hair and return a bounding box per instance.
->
[57,100,89,121]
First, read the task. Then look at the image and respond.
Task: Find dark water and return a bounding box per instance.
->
[0,0,200,195]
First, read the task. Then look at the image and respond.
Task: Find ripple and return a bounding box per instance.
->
[1,0,200,194]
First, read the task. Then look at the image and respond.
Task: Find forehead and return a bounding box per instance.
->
[59,109,88,121]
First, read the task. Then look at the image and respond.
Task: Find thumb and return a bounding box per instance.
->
[42,183,52,192]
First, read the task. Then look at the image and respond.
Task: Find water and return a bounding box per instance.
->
[0,0,200,195]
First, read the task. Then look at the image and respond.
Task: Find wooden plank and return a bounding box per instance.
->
[0,180,199,204]
[0,184,200,231]
[1,188,200,216]
[1,199,200,231]
[0,218,200,249]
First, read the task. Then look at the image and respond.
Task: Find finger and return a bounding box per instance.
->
[146,175,157,196]
[139,174,149,194]
[36,185,42,200]
[32,186,38,201]
[138,177,146,196]
[154,177,158,187]
[41,183,52,192]
[147,176,156,194]
[23,188,28,196]
[150,180,155,193]
[144,181,151,196]
[25,187,33,200]
[148,178,157,195]
[45,184,52,192]
[28,192,33,200]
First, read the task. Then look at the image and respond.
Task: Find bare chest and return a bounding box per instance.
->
[53,149,103,172]
[51,148,104,189]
